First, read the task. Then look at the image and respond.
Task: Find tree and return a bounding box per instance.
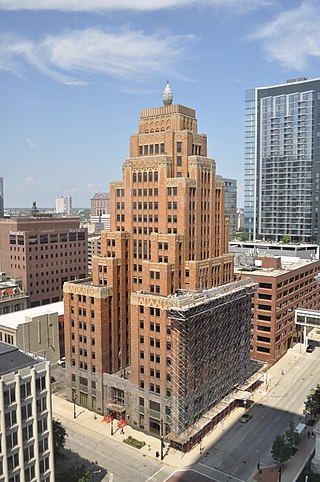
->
[78,471,92,482]
[282,235,291,244]
[271,434,291,465]
[53,418,68,460]
[305,384,320,418]
[285,420,299,454]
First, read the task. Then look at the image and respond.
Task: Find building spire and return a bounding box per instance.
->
[163,81,173,106]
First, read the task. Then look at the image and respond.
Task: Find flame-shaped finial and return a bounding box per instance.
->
[163,81,173,106]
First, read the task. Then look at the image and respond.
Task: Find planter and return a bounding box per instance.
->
[123,435,146,450]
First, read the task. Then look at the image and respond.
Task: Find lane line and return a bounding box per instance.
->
[145,466,166,481]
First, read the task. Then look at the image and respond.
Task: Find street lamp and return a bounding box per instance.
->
[110,417,114,436]
[160,418,164,461]
[72,394,78,419]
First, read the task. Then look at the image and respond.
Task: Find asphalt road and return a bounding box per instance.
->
[52,348,320,482]
[189,348,320,482]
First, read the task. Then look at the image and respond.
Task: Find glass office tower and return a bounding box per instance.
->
[244,78,320,243]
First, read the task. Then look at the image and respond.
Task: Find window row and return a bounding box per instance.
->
[133,171,159,183]
[139,144,165,156]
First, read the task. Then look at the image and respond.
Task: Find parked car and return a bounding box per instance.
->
[58,357,66,367]
[240,413,252,423]
[306,345,315,353]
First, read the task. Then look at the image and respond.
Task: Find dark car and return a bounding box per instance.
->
[306,345,315,353]
[240,413,252,423]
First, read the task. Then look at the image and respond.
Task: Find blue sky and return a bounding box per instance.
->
[1,0,320,208]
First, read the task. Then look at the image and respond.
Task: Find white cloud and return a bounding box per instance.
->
[0,28,195,85]
[0,0,271,13]
[252,0,320,70]
[25,137,37,149]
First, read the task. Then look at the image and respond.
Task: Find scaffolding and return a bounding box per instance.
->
[167,279,258,439]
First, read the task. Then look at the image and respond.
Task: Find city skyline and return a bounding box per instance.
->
[1,0,320,207]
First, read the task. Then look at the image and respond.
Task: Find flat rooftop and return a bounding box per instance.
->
[235,257,319,278]
[0,341,37,376]
[0,301,63,330]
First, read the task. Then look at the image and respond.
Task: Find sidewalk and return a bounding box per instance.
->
[52,393,245,469]
[52,344,316,480]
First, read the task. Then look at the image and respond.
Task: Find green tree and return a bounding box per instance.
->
[305,385,320,418]
[282,235,291,244]
[285,420,299,454]
[271,434,292,465]
[78,471,92,482]
[53,419,68,461]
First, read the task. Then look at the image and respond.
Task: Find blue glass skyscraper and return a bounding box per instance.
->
[244,77,320,243]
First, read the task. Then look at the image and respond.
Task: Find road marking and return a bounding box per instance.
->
[162,469,217,481]
[199,462,245,482]
[145,466,166,481]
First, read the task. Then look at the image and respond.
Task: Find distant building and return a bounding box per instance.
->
[0,217,88,307]
[90,193,110,233]
[0,177,4,218]
[217,176,237,237]
[0,342,55,481]
[0,301,63,362]
[244,77,320,242]
[0,272,29,315]
[236,256,320,364]
[237,208,244,232]
[88,234,101,273]
[230,240,319,260]
[55,196,72,215]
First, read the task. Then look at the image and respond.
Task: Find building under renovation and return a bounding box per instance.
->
[64,83,259,448]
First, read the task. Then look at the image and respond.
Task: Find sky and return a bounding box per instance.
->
[1,0,320,208]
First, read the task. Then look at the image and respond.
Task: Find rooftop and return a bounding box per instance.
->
[0,301,63,330]
[0,341,37,376]
[236,257,319,278]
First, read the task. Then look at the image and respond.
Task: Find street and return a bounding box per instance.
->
[52,346,320,482]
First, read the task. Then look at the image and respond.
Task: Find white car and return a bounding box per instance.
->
[58,357,66,367]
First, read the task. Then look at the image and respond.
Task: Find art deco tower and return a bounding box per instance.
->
[64,84,254,444]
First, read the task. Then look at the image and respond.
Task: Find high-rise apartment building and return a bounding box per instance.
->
[217,176,237,237]
[55,195,72,215]
[0,177,4,218]
[64,84,256,447]
[0,342,55,482]
[0,217,88,307]
[244,77,320,242]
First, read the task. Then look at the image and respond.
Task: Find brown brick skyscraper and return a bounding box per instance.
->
[64,84,255,444]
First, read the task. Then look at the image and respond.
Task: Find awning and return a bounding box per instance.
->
[107,403,126,414]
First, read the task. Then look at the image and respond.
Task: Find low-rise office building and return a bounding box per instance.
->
[236,256,320,364]
[0,302,63,362]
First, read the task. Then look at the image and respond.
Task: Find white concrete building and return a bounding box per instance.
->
[0,302,63,363]
[0,342,55,481]
[55,196,72,215]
